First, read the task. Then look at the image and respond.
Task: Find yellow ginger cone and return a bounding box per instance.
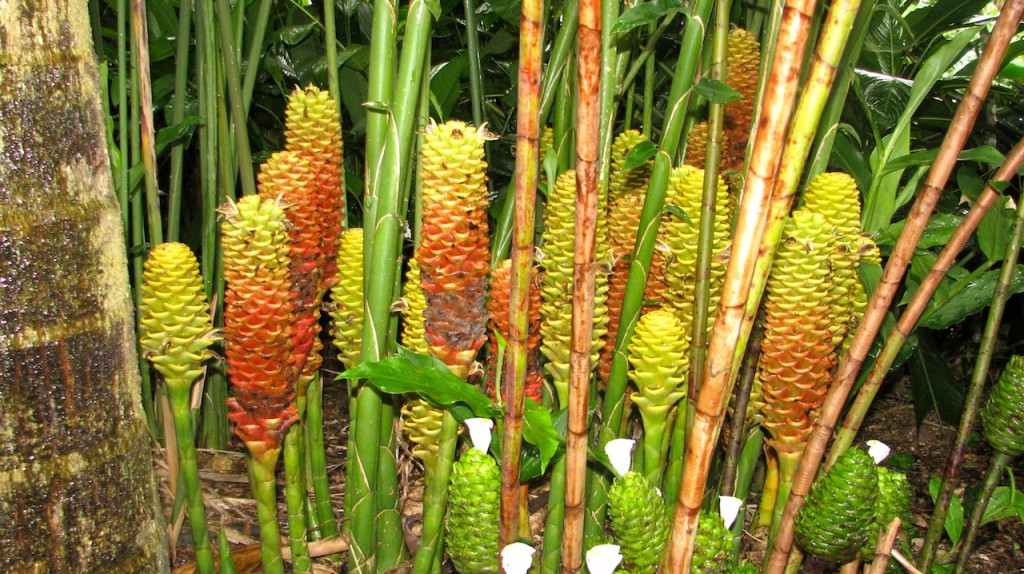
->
[539,169,611,404]
[684,121,734,171]
[399,259,444,472]
[757,211,838,456]
[139,242,218,387]
[723,27,761,170]
[628,309,688,483]
[221,195,299,456]
[609,130,652,201]
[416,120,492,378]
[329,227,364,371]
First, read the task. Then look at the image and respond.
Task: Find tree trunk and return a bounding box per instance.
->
[0,1,169,572]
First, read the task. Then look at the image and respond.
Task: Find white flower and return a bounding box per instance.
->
[465,418,494,453]
[586,544,623,574]
[605,439,636,477]
[719,496,743,529]
[866,440,891,464]
[501,542,536,574]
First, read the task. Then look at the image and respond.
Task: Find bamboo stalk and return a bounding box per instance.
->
[665,0,819,568]
[582,0,716,544]
[242,0,274,114]
[765,2,1024,570]
[169,388,215,574]
[561,0,602,568]
[499,0,544,555]
[916,137,1024,572]
[410,412,459,574]
[130,0,163,246]
[831,136,1024,465]
[166,0,192,243]
[952,452,1016,574]
[214,0,255,197]
[251,451,286,574]
[866,518,902,574]
[284,425,312,574]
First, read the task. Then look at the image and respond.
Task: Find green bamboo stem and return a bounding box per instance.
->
[242,0,273,114]
[500,0,544,551]
[618,14,677,106]
[130,0,163,246]
[668,0,821,565]
[218,527,238,574]
[553,64,574,173]
[769,451,801,544]
[305,375,339,540]
[540,457,568,574]
[582,0,716,546]
[166,0,192,243]
[829,136,1024,468]
[215,0,256,197]
[250,450,286,574]
[730,429,763,564]
[952,452,1016,574]
[375,396,405,573]
[919,146,1024,574]
[411,412,459,574]
[463,0,485,129]
[718,317,761,500]
[765,2,1024,570]
[168,385,215,574]
[639,415,670,488]
[284,424,312,574]
[641,23,656,135]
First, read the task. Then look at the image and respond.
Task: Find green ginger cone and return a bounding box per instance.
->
[605,439,669,574]
[982,355,1024,457]
[692,496,742,574]
[446,419,500,574]
[794,445,880,563]
[861,467,912,564]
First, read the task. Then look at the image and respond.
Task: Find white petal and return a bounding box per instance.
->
[604,439,636,477]
[465,418,494,453]
[866,440,890,464]
[586,544,623,574]
[719,496,743,529]
[501,542,536,574]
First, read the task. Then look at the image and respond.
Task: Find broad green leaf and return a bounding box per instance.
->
[623,140,657,172]
[904,0,989,50]
[909,335,964,427]
[276,23,318,46]
[127,116,203,192]
[981,486,1020,525]
[523,400,562,474]
[919,266,1024,330]
[882,145,1006,174]
[337,348,502,420]
[695,78,742,104]
[612,0,686,35]
[430,55,469,120]
[876,213,962,250]
[929,477,965,545]
[424,0,442,20]
[480,30,517,57]
[833,131,872,198]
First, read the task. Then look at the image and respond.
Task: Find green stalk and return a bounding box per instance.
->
[242,0,274,114]
[766,3,1024,570]
[376,395,405,573]
[553,63,574,173]
[582,0,715,545]
[540,457,568,574]
[952,452,1016,574]
[641,23,656,135]
[305,375,339,540]
[215,0,256,197]
[463,0,485,128]
[131,0,163,246]
[218,527,238,574]
[730,429,763,565]
[324,1,344,185]
[639,413,671,487]
[618,14,677,109]
[411,412,459,574]
[500,0,544,550]
[168,385,215,574]
[829,136,1024,467]
[284,425,312,574]
[250,450,286,574]
[166,0,192,243]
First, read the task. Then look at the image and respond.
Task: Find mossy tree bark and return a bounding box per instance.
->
[0,1,169,572]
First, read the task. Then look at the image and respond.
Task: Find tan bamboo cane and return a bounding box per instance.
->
[765,2,1024,571]
[663,0,819,570]
[561,0,602,569]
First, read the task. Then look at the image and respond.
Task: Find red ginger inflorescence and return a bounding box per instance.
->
[486,259,544,404]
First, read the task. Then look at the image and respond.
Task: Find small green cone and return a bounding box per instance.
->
[607,472,669,574]
[981,355,1024,457]
[861,466,912,562]
[691,511,731,574]
[794,446,879,563]
[446,448,500,574]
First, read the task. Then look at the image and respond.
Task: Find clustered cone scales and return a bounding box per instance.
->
[539,169,610,403]
[446,448,501,574]
[328,227,364,371]
[258,150,324,382]
[628,309,688,427]
[982,355,1024,457]
[758,211,837,454]
[794,446,879,563]
[399,259,444,471]
[608,471,669,574]
[221,195,299,456]
[683,121,733,171]
[283,85,345,290]
[485,259,544,404]
[861,466,913,562]
[416,120,492,378]
[723,27,761,170]
[608,130,652,201]
[138,242,218,387]
[691,511,732,574]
